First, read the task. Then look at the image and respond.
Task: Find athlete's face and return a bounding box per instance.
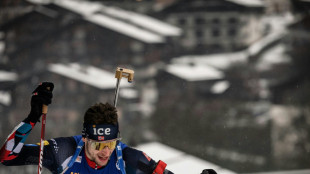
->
[83,138,115,167]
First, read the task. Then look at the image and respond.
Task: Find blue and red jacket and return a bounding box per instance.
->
[0,118,170,174]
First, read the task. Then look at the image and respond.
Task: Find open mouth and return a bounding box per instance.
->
[98,156,108,162]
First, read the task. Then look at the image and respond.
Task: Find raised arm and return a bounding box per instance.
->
[0,82,54,165]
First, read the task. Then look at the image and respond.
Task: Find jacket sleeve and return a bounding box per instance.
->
[0,119,37,163]
[123,146,173,174]
[0,118,58,172]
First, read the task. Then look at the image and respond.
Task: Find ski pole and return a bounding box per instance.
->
[37,87,50,174]
[114,67,134,107]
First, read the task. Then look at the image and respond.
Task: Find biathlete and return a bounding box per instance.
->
[0,82,172,174]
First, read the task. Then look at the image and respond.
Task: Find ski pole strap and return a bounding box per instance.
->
[116,144,126,174]
[152,160,167,174]
[68,139,84,168]
[59,139,84,174]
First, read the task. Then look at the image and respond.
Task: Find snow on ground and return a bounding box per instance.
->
[136,142,236,174]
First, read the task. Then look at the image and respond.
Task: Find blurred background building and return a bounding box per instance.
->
[0,0,310,173]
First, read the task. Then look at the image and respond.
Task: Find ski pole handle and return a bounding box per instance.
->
[42,86,51,114]
[114,67,134,107]
[42,105,48,114]
[115,67,134,82]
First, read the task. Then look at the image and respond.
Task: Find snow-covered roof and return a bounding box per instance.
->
[136,142,236,174]
[249,13,295,56]
[255,44,291,71]
[226,0,264,7]
[27,0,182,44]
[94,4,182,37]
[0,71,18,82]
[48,63,132,89]
[247,32,283,56]
[171,51,248,70]
[165,13,296,82]
[166,64,224,81]
[0,41,5,55]
[0,66,17,106]
[86,14,164,43]
[0,91,12,106]
[0,91,11,106]
[164,51,247,82]
[119,88,138,99]
[0,32,5,54]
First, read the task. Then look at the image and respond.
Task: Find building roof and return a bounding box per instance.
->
[27,0,182,44]
[48,63,133,90]
[171,51,248,70]
[0,70,18,82]
[0,91,11,106]
[226,0,264,7]
[164,51,247,84]
[164,13,296,82]
[0,40,4,55]
[249,13,295,56]
[0,69,17,106]
[92,3,182,37]
[136,142,236,174]
[255,43,291,71]
[166,63,225,81]
[158,0,264,13]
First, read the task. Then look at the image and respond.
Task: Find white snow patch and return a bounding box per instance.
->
[172,51,248,70]
[136,142,236,174]
[255,44,291,71]
[226,0,264,7]
[211,81,230,94]
[0,71,18,81]
[166,64,224,81]
[0,41,5,54]
[119,88,138,99]
[0,91,12,106]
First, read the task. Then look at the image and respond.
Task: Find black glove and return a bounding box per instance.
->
[164,169,174,174]
[201,169,217,174]
[27,82,54,123]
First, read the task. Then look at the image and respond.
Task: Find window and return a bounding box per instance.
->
[195,30,204,38]
[195,17,205,25]
[228,17,238,24]
[228,28,236,36]
[212,28,220,37]
[178,18,186,25]
[209,44,221,53]
[212,18,220,25]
